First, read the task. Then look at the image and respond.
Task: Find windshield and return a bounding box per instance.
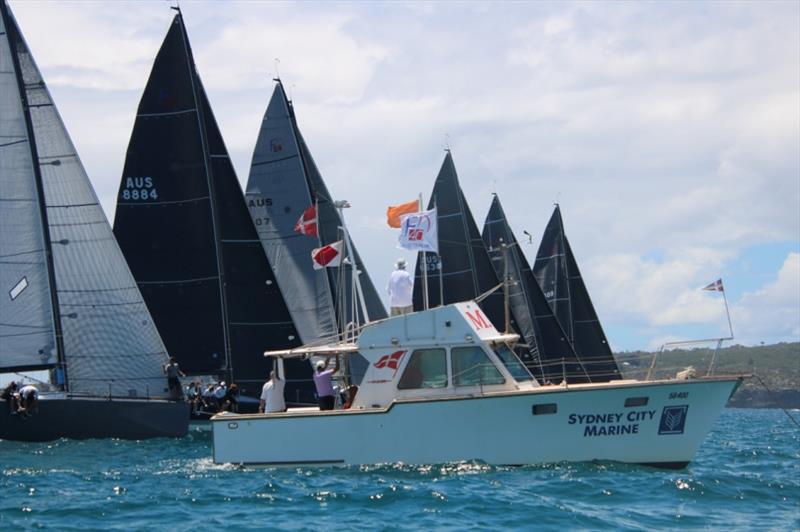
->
[493,343,533,382]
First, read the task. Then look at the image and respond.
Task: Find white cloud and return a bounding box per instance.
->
[733,253,800,344]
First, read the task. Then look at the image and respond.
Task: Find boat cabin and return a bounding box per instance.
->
[265,301,539,412]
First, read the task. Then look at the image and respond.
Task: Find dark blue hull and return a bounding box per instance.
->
[0,396,189,441]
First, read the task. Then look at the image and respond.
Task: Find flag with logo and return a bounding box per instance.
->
[386,199,420,228]
[702,279,724,292]
[398,208,438,253]
[311,240,344,270]
[294,204,317,237]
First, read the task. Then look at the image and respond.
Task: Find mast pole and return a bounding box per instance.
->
[419,193,429,310]
[502,239,511,334]
[2,5,68,390]
[337,202,369,330]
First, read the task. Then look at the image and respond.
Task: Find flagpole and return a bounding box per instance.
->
[721,282,734,340]
[420,193,429,310]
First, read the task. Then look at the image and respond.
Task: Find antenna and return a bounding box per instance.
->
[169,0,181,12]
[442,133,451,152]
[554,191,561,206]
[273,58,281,80]
[523,230,533,244]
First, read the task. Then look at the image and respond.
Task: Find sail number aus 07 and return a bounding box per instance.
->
[121,177,158,201]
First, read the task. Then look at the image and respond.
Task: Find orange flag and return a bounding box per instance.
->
[386,199,420,228]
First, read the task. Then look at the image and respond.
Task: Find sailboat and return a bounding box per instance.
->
[533,205,622,381]
[0,0,188,441]
[245,80,386,374]
[112,10,313,407]
[482,194,590,384]
[412,151,507,331]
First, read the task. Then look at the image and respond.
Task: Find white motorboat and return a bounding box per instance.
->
[211,301,741,468]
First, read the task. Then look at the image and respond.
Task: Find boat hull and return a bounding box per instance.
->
[0,395,190,441]
[211,377,741,468]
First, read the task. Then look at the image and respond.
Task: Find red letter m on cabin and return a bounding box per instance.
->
[465,309,491,330]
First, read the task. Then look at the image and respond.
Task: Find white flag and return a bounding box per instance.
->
[311,240,344,270]
[398,208,438,253]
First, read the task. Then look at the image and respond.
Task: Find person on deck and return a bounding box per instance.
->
[17,384,38,416]
[259,368,286,414]
[220,383,239,412]
[313,356,340,411]
[387,258,414,316]
[163,357,186,401]
[2,381,19,414]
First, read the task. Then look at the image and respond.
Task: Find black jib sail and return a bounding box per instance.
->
[412,152,506,329]
[533,205,621,381]
[113,12,312,401]
[246,81,386,349]
[482,194,588,384]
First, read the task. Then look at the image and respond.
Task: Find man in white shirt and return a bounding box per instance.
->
[259,369,286,413]
[387,258,414,316]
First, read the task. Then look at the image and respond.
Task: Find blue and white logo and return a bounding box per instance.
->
[658,405,689,435]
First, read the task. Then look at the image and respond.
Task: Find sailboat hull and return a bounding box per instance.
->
[212,377,741,468]
[0,395,189,441]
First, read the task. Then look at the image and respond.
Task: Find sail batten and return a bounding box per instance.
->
[533,205,622,382]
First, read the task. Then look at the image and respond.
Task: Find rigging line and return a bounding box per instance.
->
[0,247,44,259]
[46,202,98,208]
[752,374,800,429]
[39,153,75,160]
[118,195,210,206]
[0,322,50,329]
[0,138,26,148]
[249,153,299,167]
[137,107,196,118]
[136,274,219,285]
[177,17,232,375]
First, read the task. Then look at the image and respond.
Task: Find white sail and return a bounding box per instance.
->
[2,4,169,397]
[0,7,57,371]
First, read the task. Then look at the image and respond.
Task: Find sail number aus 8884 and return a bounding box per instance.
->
[121,176,158,201]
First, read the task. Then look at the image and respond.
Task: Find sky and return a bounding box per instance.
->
[8,0,800,353]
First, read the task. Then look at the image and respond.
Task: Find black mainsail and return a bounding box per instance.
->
[113,12,311,400]
[246,81,386,348]
[533,205,621,381]
[482,195,589,383]
[411,152,505,329]
[0,0,187,440]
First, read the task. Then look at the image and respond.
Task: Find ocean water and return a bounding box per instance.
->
[0,408,797,530]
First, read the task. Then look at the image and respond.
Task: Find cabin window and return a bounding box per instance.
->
[397,348,447,389]
[452,346,505,386]
[532,403,557,415]
[493,344,533,381]
[624,397,649,407]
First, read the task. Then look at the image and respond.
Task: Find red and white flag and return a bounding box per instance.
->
[311,240,343,270]
[702,279,724,292]
[294,204,318,237]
